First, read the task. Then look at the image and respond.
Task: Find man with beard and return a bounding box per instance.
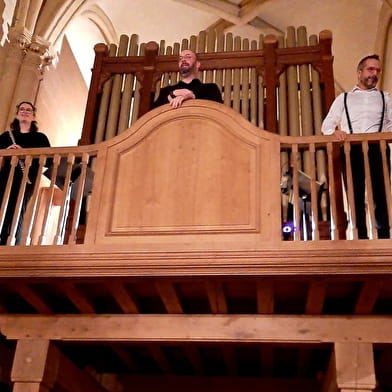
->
[322,54,392,239]
[152,49,222,109]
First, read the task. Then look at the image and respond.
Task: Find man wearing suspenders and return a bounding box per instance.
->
[322,54,392,239]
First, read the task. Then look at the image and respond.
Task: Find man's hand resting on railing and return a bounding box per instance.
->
[331,129,347,141]
[168,88,196,108]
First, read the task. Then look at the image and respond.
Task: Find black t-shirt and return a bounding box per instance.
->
[0,129,51,189]
[152,78,223,109]
[0,129,50,149]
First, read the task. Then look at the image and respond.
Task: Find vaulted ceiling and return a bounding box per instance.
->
[63,0,389,92]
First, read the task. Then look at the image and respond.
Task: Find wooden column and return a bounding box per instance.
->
[137,41,160,118]
[79,43,108,146]
[11,339,56,392]
[11,338,109,392]
[334,342,376,392]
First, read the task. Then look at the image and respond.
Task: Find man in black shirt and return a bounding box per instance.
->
[152,49,223,109]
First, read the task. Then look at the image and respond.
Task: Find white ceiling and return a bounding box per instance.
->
[63,0,385,91]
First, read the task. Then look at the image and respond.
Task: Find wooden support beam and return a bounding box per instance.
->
[1,315,392,344]
[116,374,318,392]
[11,339,54,392]
[111,346,140,373]
[59,282,95,313]
[11,283,52,314]
[321,351,338,392]
[259,345,274,377]
[149,345,172,373]
[305,280,327,315]
[206,281,228,313]
[155,281,183,314]
[334,342,376,392]
[222,345,238,376]
[106,282,139,314]
[354,280,383,315]
[11,339,108,392]
[184,345,204,375]
[257,280,274,314]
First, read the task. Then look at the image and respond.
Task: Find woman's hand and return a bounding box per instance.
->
[6,144,22,149]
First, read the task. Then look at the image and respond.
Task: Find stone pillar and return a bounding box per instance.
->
[9,34,52,124]
[0,26,30,132]
[334,342,376,392]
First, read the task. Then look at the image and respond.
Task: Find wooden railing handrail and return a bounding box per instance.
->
[3,102,391,246]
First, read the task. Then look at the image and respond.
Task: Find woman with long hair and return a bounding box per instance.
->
[0,101,50,245]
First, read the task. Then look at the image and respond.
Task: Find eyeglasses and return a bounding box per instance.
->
[18,107,34,113]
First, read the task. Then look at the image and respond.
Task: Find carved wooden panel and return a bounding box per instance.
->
[92,101,281,248]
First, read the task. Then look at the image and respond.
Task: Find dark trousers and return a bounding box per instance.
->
[342,143,390,239]
[0,181,33,245]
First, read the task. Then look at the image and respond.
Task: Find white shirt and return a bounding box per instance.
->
[321,86,392,135]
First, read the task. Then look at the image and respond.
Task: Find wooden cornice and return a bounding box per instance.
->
[0,242,392,277]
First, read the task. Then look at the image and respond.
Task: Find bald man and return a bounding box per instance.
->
[152,49,222,109]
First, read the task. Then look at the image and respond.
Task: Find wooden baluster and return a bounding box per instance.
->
[232,36,242,113]
[241,38,250,121]
[249,39,258,126]
[258,34,265,129]
[223,33,233,107]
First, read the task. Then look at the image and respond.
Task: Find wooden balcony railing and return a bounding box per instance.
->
[1,102,391,247]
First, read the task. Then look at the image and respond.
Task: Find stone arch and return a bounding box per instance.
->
[34,0,117,52]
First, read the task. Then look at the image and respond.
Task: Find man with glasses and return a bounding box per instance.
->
[322,55,392,239]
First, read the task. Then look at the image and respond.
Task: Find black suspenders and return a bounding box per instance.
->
[344,90,385,133]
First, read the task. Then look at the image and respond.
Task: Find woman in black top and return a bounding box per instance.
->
[0,101,50,245]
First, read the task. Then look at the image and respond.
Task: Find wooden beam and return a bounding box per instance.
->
[184,344,204,375]
[11,283,53,314]
[222,345,238,376]
[111,346,140,373]
[238,0,269,24]
[2,315,392,343]
[206,281,228,313]
[172,0,239,21]
[55,343,109,392]
[334,342,376,391]
[11,339,108,392]
[59,282,95,313]
[155,281,183,314]
[259,345,274,377]
[305,280,327,315]
[149,345,172,373]
[106,282,139,314]
[115,374,317,392]
[257,279,274,313]
[354,280,383,315]
[1,240,392,277]
[248,17,283,35]
[321,351,338,392]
